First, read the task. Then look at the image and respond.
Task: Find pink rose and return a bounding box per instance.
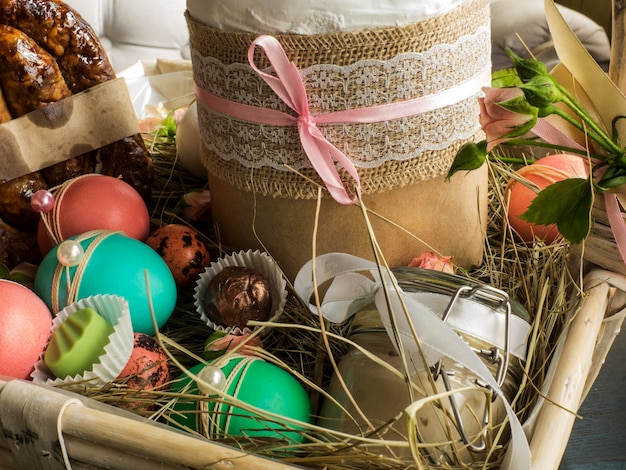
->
[181,190,211,223]
[206,333,263,356]
[138,106,188,134]
[479,87,537,151]
[172,107,187,126]
[408,252,454,274]
[138,116,163,133]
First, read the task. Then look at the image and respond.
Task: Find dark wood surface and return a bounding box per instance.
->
[560,326,626,469]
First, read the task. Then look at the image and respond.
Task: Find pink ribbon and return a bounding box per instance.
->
[195,34,491,204]
[532,118,586,153]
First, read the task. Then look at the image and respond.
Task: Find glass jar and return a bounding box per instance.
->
[318,267,531,465]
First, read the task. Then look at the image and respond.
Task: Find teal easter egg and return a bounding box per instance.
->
[34,230,176,335]
[171,356,312,445]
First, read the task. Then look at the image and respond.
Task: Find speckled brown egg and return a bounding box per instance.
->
[145,224,210,288]
[117,333,170,390]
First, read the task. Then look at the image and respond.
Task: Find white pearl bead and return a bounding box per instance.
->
[56,240,84,267]
[197,365,227,394]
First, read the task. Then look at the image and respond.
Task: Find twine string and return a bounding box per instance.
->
[56,398,82,470]
[198,355,255,439]
[40,174,96,246]
[50,230,121,312]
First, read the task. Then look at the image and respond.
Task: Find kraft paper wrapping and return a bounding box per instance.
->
[208,169,488,282]
[0,78,139,183]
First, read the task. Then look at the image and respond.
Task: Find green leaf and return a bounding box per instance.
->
[595,165,626,191]
[498,94,539,117]
[8,272,34,285]
[519,76,562,108]
[202,330,230,361]
[0,262,9,279]
[506,49,550,81]
[446,140,487,180]
[520,178,593,243]
[491,68,523,88]
[597,175,626,191]
[201,348,229,361]
[204,330,228,348]
[610,115,626,147]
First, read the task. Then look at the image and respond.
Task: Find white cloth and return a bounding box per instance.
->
[63,0,190,72]
[490,0,610,72]
[187,0,471,33]
[61,0,610,76]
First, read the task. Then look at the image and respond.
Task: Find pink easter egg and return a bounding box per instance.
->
[0,280,53,379]
[37,174,150,255]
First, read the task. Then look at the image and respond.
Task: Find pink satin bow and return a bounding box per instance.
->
[248,35,360,204]
[195,35,491,204]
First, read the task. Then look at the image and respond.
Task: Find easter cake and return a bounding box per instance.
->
[186,0,490,280]
[0,0,154,270]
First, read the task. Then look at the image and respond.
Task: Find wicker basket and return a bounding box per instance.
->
[0,139,624,470]
[3,1,626,467]
[0,266,624,470]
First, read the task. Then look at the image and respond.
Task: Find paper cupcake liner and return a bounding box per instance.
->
[194,250,288,335]
[31,294,134,386]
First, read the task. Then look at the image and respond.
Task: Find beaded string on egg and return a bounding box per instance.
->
[199,355,256,439]
[50,230,121,312]
[37,174,94,246]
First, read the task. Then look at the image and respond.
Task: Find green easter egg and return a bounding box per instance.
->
[171,356,312,445]
[34,231,177,335]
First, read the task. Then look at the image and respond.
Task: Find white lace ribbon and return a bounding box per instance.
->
[192,24,490,173]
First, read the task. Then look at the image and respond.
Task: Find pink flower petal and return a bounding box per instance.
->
[479,87,534,151]
[182,190,212,222]
[207,334,263,356]
[408,252,455,274]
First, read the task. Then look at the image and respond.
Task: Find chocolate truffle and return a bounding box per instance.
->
[203,266,272,329]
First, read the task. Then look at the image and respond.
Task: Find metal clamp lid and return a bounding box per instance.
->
[430,283,513,453]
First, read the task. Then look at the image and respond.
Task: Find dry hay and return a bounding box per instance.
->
[58,138,582,469]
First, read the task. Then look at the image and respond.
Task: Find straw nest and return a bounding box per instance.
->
[58,132,582,470]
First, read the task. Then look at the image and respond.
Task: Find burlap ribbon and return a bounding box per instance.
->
[186,0,490,200]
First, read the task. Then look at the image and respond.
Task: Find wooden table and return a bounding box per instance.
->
[560,327,626,469]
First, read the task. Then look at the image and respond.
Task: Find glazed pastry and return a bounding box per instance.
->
[97,135,153,201]
[0,0,115,92]
[0,29,39,260]
[0,24,70,116]
[0,0,154,200]
[40,153,97,187]
[0,219,39,266]
[0,25,59,230]
[0,87,11,122]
